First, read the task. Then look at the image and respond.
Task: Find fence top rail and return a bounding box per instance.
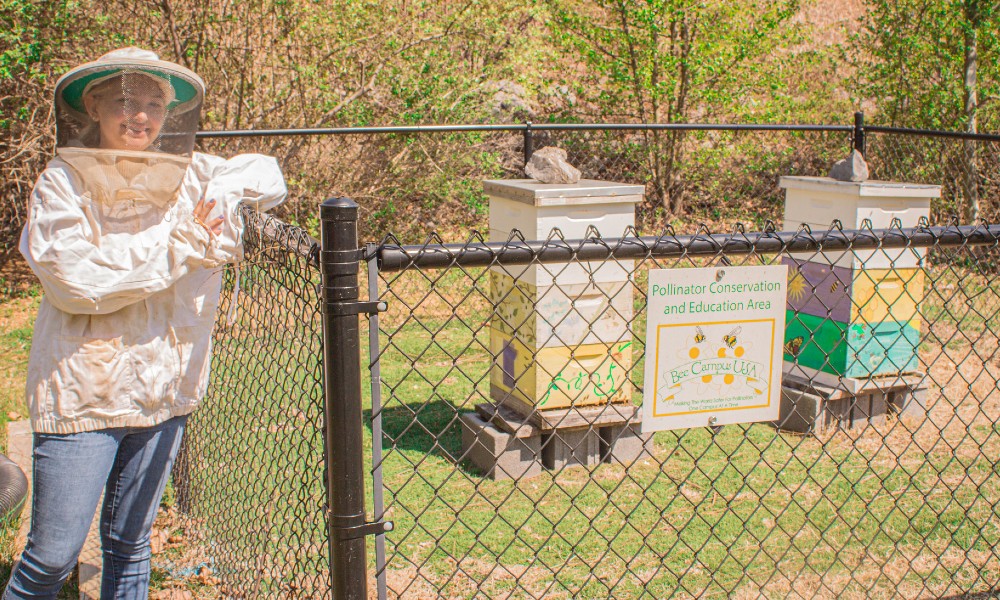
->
[192,121,1000,142]
[372,223,1000,272]
[243,207,321,266]
[866,125,1000,143]
[194,122,852,139]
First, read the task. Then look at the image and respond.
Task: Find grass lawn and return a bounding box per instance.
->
[5,240,1000,599]
[368,257,1000,598]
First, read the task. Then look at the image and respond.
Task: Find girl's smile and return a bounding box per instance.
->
[84,74,167,151]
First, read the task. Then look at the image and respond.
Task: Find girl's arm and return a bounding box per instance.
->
[21,166,227,315]
[192,153,288,263]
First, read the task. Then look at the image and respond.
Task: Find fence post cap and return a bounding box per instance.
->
[321,197,358,220]
[321,196,357,209]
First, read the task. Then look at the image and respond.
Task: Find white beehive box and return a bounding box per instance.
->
[486,178,643,413]
[485,179,643,286]
[780,177,939,269]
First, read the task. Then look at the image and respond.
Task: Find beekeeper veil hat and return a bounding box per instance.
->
[55,47,204,153]
[53,48,205,209]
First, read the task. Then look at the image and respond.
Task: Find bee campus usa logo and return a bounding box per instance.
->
[654,320,773,414]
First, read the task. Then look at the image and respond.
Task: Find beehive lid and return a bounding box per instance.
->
[483,179,645,206]
[779,176,941,198]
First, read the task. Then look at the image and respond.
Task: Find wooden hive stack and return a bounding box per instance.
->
[485,179,644,417]
[780,176,939,385]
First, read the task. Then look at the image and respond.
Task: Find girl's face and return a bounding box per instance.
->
[84,74,167,151]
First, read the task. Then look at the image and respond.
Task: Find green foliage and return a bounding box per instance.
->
[0,0,63,83]
[545,0,802,123]
[850,0,1000,130]
[543,0,803,214]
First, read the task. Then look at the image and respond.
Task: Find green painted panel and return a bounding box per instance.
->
[783,311,920,378]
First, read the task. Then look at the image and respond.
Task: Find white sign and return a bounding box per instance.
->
[642,265,787,432]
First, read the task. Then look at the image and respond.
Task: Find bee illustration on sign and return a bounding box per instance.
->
[829,280,840,293]
[694,326,706,344]
[722,326,742,349]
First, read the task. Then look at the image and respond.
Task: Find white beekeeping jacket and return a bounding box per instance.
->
[21,48,287,434]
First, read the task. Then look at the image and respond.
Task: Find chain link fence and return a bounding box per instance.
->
[866,130,1000,222]
[164,125,1000,598]
[369,223,1000,599]
[191,123,1000,245]
[171,206,330,598]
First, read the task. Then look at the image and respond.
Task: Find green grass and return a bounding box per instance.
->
[363,263,1000,598]
[6,248,1000,598]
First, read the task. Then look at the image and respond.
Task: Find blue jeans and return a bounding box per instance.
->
[3,415,187,600]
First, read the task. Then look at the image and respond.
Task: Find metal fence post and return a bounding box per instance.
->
[524,120,534,166]
[320,197,368,600]
[853,111,866,157]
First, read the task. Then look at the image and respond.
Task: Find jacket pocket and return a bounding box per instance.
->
[173,325,212,400]
[130,332,180,411]
[51,336,134,419]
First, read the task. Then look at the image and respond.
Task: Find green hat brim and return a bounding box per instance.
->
[60,67,200,114]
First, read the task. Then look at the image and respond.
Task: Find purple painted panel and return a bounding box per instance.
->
[783,258,852,322]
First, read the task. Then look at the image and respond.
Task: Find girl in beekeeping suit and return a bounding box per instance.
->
[4,47,286,599]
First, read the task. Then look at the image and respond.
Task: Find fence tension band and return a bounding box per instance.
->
[328,300,387,316]
[333,520,394,541]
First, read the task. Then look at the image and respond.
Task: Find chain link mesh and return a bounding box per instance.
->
[371,224,1000,598]
[168,129,1000,598]
[867,132,1000,222]
[172,206,329,598]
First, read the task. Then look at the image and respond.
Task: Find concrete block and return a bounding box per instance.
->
[599,423,651,465]
[825,398,852,430]
[780,371,925,435]
[867,390,888,426]
[777,387,825,433]
[541,427,601,470]
[848,392,891,428]
[848,395,872,428]
[460,412,541,480]
[889,385,929,418]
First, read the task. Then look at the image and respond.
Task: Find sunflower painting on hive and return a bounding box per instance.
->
[787,265,807,302]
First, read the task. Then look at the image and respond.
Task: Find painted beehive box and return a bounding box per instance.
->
[490,329,633,412]
[784,259,925,323]
[782,259,925,378]
[489,271,633,349]
[485,178,641,413]
[779,176,936,380]
[782,312,920,379]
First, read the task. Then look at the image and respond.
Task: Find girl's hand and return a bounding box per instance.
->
[193,198,225,236]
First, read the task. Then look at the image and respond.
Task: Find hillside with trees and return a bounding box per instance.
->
[2,0,997,253]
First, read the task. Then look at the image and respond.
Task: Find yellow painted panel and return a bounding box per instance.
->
[490,328,633,410]
[851,268,925,324]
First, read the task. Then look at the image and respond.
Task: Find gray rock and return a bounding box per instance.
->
[525,146,582,184]
[489,80,535,118]
[829,149,869,182]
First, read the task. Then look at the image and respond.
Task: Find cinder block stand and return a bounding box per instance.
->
[777,370,928,434]
[460,403,651,479]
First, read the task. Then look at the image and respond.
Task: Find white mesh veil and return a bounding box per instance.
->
[53,48,205,210]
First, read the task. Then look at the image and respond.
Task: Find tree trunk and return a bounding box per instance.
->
[647,129,670,211]
[962,1,980,222]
